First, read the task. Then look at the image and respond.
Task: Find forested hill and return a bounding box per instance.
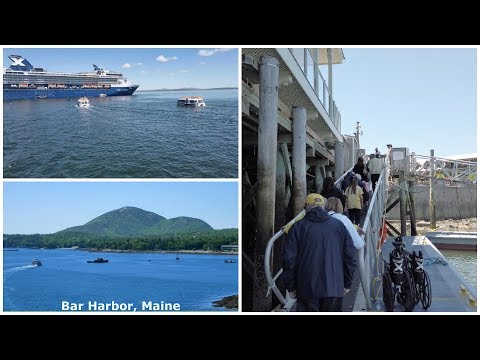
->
[3,207,237,251]
[58,206,213,236]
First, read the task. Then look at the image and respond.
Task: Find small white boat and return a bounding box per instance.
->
[177,96,206,107]
[99,93,107,97]
[77,97,90,108]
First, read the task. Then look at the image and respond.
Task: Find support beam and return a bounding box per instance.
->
[273,147,286,305]
[334,140,344,181]
[385,197,400,214]
[315,165,325,193]
[385,220,401,236]
[408,180,417,236]
[399,173,407,236]
[254,55,279,312]
[326,166,334,177]
[281,143,292,187]
[430,149,436,229]
[292,106,307,216]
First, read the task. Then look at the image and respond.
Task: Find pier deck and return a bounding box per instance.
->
[354,235,477,312]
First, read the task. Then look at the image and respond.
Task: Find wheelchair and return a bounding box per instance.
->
[382,236,432,311]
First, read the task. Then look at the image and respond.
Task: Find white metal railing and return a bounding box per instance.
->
[264,166,355,310]
[409,154,476,184]
[287,48,341,133]
[358,169,387,310]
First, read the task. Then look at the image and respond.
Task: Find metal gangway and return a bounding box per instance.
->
[264,166,388,311]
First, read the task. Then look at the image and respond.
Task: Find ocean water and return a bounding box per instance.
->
[3,89,238,178]
[3,249,238,312]
[440,249,477,289]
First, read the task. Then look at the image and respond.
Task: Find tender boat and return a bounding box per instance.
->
[99,93,107,97]
[77,97,90,108]
[177,96,206,107]
[224,259,236,263]
[32,259,43,266]
[87,257,108,263]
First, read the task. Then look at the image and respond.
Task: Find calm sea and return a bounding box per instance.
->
[440,249,477,289]
[3,249,238,312]
[3,89,238,178]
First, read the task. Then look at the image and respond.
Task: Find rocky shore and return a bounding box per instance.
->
[387,217,477,235]
[212,295,238,309]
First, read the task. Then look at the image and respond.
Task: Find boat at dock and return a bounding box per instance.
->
[177,96,206,107]
[87,257,108,263]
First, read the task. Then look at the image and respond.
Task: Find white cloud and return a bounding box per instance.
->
[156,55,178,63]
[122,63,131,68]
[179,69,189,73]
[136,62,143,66]
[199,61,207,65]
[197,48,233,57]
[168,72,175,76]
[140,70,147,75]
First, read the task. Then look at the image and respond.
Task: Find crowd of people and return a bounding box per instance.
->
[282,149,387,312]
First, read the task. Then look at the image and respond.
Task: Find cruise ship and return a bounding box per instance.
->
[3,55,139,100]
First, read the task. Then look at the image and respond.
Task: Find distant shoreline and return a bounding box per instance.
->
[138,87,237,92]
[4,247,237,256]
[78,248,237,256]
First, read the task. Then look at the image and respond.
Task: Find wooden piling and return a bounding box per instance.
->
[254,55,279,312]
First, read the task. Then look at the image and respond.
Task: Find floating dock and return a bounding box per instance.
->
[354,235,476,312]
[425,231,477,251]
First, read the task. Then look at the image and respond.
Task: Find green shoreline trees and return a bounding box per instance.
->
[3,228,237,252]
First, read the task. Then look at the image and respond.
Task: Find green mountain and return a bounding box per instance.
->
[58,206,212,236]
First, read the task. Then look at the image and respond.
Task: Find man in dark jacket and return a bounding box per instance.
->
[282,193,357,312]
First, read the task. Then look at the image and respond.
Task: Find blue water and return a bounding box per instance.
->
[3,249,238,312]
[3,89,238,178]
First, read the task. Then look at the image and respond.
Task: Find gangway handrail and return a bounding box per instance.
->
[357,169,387,310]
[264,165,355,308]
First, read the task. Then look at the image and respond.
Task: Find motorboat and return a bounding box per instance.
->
[32,259,43,266]
[177,96,206,107]
[99,93,107,97]
[77,97,90,108]
[224,259,236,263]
[87,257,108,263]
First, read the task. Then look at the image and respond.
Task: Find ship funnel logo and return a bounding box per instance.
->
[10,57,26,67]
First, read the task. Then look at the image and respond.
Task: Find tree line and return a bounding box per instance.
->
[3,229,238,251]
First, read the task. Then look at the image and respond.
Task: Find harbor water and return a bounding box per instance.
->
[3,89,238,178]
[3,248,238,312]
[440,249,477,289]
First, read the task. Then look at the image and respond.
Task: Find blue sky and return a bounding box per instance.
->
[3,182,238,234]
[3,48,238,90]
[331,48,476,158]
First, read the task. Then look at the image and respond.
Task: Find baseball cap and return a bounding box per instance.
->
[305,193,325,207]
